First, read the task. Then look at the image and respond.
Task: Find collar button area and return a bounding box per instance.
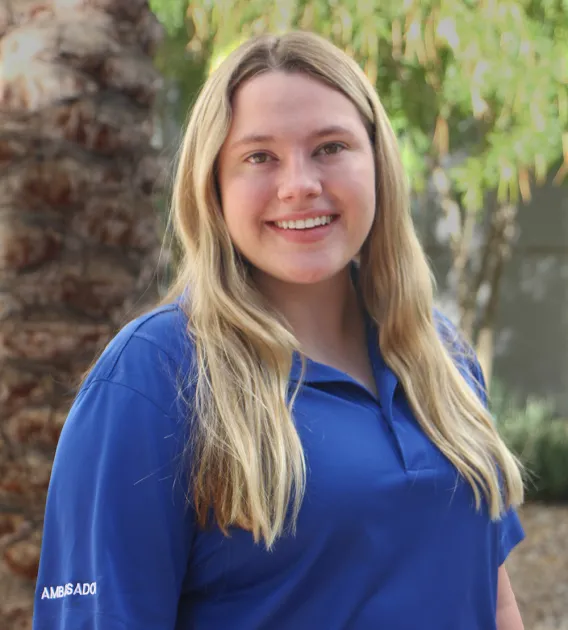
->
[386,393,445,473]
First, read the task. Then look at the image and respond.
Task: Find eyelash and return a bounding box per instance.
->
[245,142,346,164]
[318,142,346,156]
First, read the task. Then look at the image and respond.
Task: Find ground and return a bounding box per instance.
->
[507,503,568,630]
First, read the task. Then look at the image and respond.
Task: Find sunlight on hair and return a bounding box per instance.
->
[208,37,247,75]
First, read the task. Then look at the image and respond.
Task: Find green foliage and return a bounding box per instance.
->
[491,382,568,502]
[153,29,208,124]
[151,0,568,210]
[149,0,568,381]
[149,0,188,35]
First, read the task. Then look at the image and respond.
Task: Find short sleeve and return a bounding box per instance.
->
[33,378,195,629]
[461,335,526,564]
[497,507,525,565]
[435,312,526,563]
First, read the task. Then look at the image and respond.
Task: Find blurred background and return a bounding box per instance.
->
[1,0,567,628]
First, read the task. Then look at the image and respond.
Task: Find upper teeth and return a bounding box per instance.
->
[275,215,334,230]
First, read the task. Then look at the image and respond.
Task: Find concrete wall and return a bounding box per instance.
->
[422,181,568,415]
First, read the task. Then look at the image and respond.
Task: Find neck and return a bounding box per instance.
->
[253,267,363,358]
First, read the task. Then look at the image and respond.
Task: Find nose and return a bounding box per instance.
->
[277,154,322,203]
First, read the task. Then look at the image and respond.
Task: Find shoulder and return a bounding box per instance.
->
[81,301,194,413]
[433,310,468,352]
[56,302,195,482]
[433,309,487,406]
[37,311,197,623]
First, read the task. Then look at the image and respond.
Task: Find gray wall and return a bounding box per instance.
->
[423,181,568,415]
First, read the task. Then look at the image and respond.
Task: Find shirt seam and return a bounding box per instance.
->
[77,378,176,420]
[131,329,184,367]
[103,304,182,382]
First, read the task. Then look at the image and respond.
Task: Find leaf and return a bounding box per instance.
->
[155,0,568,208]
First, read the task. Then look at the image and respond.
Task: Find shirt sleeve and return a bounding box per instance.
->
[464,341,526,565]
[497,507,525,565]
[33,378,195,629]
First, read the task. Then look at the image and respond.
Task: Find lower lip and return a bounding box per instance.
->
[266,219,338,243]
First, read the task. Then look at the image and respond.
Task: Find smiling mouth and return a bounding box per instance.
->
[270,214,337,230]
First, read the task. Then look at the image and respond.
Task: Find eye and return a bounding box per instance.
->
[246,152,273,165]
[316,142,346,156]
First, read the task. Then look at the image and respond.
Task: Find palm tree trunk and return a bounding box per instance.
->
[0,1,164,626]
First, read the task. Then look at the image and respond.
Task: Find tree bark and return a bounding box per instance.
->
[431,164,478,340]
[453,204,477,339]
[431,163,519,384]
[474,204,517,384]
[0,1,164,626]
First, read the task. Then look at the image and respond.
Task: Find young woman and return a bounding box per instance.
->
[33,31,525,630]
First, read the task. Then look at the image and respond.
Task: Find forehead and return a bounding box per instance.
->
[227,71,366,138]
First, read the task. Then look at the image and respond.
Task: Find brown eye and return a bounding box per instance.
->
[317,142,346,156]
[246,152,272,164]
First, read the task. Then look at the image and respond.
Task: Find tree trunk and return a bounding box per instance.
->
[431,164,479,340]
[431,164,519,385]
[474,204,517,385]
[453,204,477,339]
[0,1,164,626]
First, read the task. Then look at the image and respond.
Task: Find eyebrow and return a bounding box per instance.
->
[229,125,355,149]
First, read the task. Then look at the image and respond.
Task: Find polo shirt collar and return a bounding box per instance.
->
[288,312,399,408]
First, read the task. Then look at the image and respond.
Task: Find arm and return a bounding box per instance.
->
[440,319,526,630]
[496,566,524,630]
[33,379,194,629]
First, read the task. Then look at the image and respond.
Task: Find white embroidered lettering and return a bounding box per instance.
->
[40,582,97,600]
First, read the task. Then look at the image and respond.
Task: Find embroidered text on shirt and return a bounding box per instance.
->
[41,582,97,600]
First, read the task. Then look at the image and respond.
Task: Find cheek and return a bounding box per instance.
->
[221,177,272,244]
[223,173,273,215]
[328,151,374,191]
[357,161,376,217]
[334,163,376,219]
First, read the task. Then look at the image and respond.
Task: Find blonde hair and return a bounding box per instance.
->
[165,31,523,548]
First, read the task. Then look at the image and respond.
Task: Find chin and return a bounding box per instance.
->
[273,265,344,286]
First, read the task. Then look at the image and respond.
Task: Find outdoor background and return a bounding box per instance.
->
[1,0,567,628]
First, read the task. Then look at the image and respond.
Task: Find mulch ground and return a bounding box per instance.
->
[506,503,568,630]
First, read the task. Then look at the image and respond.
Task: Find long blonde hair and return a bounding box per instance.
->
[165,31,523,548]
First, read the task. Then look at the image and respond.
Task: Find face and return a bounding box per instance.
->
[217,71,376,288]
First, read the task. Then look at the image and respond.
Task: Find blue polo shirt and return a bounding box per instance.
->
[33,303,524,630]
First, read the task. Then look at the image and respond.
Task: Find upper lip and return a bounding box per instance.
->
[269,210,337,222]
